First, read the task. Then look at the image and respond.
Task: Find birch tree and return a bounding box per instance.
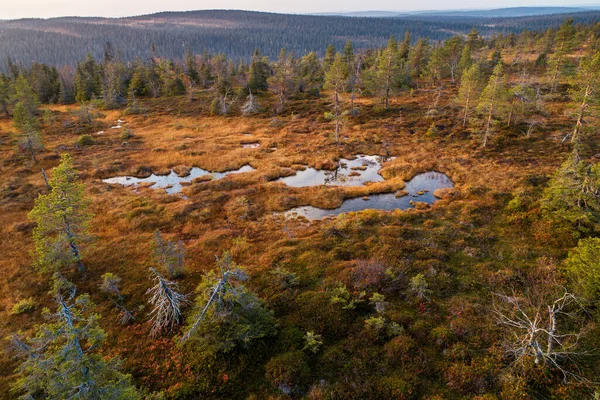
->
[28,153,92,273]
[477,63,509,148]
[10,293,139,399]
[493,267,589,383]
[456,63,482,127]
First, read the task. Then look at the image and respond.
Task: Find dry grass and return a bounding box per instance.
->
[0,76,584,397]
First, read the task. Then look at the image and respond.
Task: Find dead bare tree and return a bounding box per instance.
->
[493,268,590,383]
[147,267,187,336]
[241,88,260,116]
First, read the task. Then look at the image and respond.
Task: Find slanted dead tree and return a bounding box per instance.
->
[180,253,247,343]
[493,268,590,383]
[147,268,187,336]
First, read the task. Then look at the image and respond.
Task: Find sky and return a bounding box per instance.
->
[2,0,600,19]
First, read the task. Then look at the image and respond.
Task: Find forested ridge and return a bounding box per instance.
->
[3,13,600,400]
[2,9,600,70]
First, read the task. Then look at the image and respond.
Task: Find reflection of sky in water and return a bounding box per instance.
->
[284,172,454,221]
[276,155,394,187]
[103,165,255,194]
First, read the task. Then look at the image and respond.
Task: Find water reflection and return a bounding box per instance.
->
[103,165,255,194]
[284,171,453,220]
[276,155,394,187]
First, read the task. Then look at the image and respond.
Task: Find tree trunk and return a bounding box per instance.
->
[572,84,590,144]
[547,305,557,355]
[334,91,340,142]
[483,101,494,148]
[27,137,37,164]
[63,217,85,272]
[41,168,51,190]
[463,92,470,128]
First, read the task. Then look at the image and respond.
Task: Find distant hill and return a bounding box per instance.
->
[320,6,600,18]
[1,8,600,71]
[411,6,594,18]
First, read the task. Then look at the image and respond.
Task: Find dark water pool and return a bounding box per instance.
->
[283,171,454,220]
[275,155,393,187]
[103,165,255,194]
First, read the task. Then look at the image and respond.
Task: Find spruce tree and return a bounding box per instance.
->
[181,253,276,357]
[28,154,92,273]
[12,75,43,162]
[323,44,336,72]
[299,51,324,96]
[547,18,576,93]
[267,48,297,114]
[10,293,139,399]
[569,51,600,144]
[248,49,270,92]
[541,147,600,237]
[324,53,348,142]
[378,36,399,109]
[75,54,102,103]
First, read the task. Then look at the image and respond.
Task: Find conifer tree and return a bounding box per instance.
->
[10,293,139,399]
[568,51,600,144]
[541,147,600,237]
[28,154,92,273]
[0,74,10,117]
[477,63,508,147]
[457,63,483,127]
[154,230,185,279]
[398,30,411,61]
[378,36,399,109]
[407,38,430,81]
[267,49,297,114]
[184,47,199,84]
[443,36,464,83]
[457,45,473,79]
[342,40,355,81]
[299,51,324,96]
[12,75,43,162]
[324,53,348,142]
[181,253,276,357]
[323,44,336,72]
[248,49,270,92]
[75,54,102,103]
[547,18,576,93]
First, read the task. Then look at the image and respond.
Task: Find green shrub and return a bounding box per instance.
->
[11,298,36,315]
[77,134,95,146]
[565,237,600,301]
[265,350,310,393]
[120,127,133,140]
